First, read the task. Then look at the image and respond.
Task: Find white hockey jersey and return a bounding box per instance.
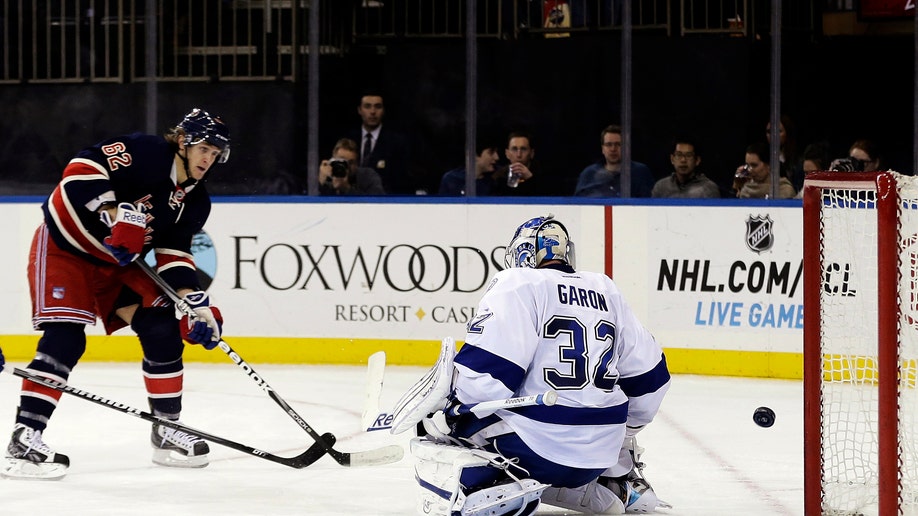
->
[453,263,670,469]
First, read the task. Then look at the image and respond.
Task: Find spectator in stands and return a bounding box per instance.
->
[438,141,501,196]
[347,90,419,195]
[491,131,546,196]
[318,138,385,196]
[827,139,884,173]
[651,136,720,198]
[766,114,802,191]
[794,142,831,199]
[848,139,882,171]
[732,141,796,199]
[574,125,655,198]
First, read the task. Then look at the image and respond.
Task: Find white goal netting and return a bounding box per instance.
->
[809,172,918,515]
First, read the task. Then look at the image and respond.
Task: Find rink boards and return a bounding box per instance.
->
[0,198,804,379]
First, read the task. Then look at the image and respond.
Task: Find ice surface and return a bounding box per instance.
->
[0,362,804,515]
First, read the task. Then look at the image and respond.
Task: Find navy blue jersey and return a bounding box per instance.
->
[42,132,211,291]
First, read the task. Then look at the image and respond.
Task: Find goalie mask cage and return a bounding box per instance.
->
[803,171,918,516]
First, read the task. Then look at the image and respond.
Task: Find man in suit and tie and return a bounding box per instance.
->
[348,91,417,195]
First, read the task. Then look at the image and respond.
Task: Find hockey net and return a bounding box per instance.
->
[803,171,918,515]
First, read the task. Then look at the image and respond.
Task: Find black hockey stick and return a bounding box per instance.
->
[137,260,404,467]
[2,365,331,469]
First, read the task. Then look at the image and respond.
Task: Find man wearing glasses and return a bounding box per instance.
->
[651,137,721,198]
[573,125,655,198]
[491,131,546,196]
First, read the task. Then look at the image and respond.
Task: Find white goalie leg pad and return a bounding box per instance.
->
[541,481,625,514]
[390,337,456,435]
[462,478,547,516]
[411,437,495,516]
[410,438,548,516]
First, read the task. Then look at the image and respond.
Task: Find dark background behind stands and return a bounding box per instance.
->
[0,2,913,196]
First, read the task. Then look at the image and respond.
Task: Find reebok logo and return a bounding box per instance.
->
[121,210,146,226]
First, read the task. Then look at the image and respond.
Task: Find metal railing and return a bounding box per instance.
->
[0,0,346,83]
[347,0,673,39]
[512,0,670,37]
[1,1,127,83]
[681,0,747,36]
[680,0,817,38]
[0,1,817,84]
[350,1,814,40]
[353,0,504,38]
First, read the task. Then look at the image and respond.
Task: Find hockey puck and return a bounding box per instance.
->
[753,406,776,428]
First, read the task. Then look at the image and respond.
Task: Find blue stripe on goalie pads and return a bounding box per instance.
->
[416,472,454,501]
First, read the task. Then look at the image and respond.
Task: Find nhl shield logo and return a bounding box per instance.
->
[745,215,774,254]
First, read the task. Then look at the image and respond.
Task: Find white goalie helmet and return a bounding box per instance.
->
[504,213,575,269]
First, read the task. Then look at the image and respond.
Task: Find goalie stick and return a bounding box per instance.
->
[376,389,559,433]
[361,351,390,432]
[2,365,331,469]
[137,260,404,467]
[446,390,558,416]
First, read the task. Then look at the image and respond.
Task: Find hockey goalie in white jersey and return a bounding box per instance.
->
[390,214,672,515]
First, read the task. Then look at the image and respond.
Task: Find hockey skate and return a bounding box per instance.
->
[2,423,70,480]
[151,421,209,468]
[598,469,672,514]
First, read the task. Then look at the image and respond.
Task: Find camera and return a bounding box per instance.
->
[829,157,865,172]
[735,164,751,179]
[328,158,350,178]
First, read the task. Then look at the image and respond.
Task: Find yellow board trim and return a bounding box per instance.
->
[1,335,803,379]
[663,347,803,379]
[1,335,448,366]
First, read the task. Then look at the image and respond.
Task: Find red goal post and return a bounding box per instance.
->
[803,171,918,515]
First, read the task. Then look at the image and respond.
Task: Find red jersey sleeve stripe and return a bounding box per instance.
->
[47,168,120,265]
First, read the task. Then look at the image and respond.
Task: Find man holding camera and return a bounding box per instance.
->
[319,138,386,196]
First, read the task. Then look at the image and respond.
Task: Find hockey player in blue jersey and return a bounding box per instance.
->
[3,109,230,480]
[390,214,672,515]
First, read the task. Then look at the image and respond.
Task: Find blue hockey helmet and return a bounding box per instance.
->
[178,108,231,163]
[505,213,575,269]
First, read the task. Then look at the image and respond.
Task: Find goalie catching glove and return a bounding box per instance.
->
[179,291,223,349]
[99,202,147,266]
